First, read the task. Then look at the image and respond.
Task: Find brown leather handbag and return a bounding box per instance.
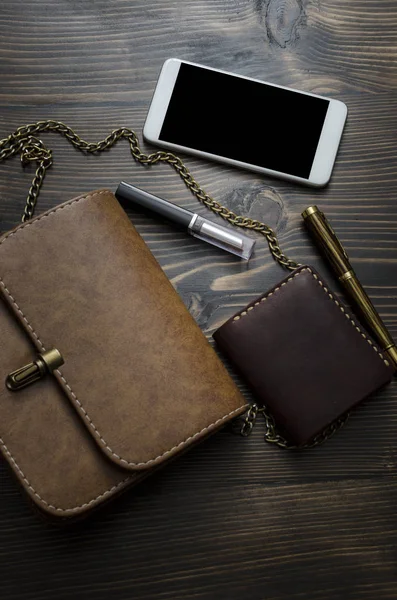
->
[0,189,247,520]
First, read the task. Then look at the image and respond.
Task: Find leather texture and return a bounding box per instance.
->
[213,266,394,446]
[0,190,247,519]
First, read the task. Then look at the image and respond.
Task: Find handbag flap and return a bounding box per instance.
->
[0,190,247,472]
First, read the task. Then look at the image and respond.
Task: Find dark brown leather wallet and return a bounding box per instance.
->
[0,190,247,520]
[213,265,393,446]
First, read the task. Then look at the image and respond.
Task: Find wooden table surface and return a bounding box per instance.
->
[1,1,397,599]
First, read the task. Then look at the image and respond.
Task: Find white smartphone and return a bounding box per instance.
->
[144,59,347,187]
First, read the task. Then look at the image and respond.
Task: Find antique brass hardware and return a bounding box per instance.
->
[6,349,64,391]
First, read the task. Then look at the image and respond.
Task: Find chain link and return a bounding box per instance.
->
[0,120,299,270]
[0,120,346,448]
[240,403,348,448]
[19,136,53,222]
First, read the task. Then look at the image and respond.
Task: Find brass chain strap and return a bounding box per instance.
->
[0,120,299,269]
[0,120,345,448]
[239,404,349,449]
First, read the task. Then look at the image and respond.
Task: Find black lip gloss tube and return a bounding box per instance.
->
[116,181,255,260]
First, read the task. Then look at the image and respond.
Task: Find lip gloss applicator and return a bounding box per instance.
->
[116,181,256,260]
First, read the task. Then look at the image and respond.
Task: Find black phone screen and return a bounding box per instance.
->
[159,63,330,179]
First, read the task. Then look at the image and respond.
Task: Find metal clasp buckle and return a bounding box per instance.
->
[6,349,64,391]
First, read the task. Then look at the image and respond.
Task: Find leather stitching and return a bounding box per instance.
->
[0,190,110,244]
[0,435,132,514]
[55,371,245,467]
[0,190,247,513]
[0,406,246,513]
[232,267,390,368]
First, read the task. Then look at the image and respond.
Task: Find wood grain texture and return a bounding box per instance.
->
[1,1,397,599]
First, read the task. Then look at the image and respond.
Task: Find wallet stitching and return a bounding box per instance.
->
[231,267,390,368]
[0,190,248,512]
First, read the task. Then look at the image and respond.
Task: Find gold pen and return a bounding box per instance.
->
[302,205,397,371]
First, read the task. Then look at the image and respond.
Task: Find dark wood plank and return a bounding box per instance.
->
[2,467,397,600]
[0,1,397,599]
